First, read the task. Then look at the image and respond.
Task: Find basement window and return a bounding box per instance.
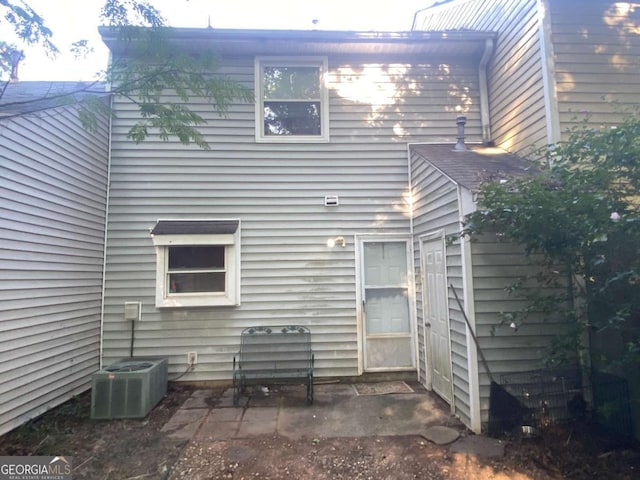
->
[151,220,241,308]
[255,56,329,142]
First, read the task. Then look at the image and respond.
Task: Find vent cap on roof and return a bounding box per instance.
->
[454,115,468,151]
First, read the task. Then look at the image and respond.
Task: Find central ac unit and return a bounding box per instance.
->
[91,357,168,420]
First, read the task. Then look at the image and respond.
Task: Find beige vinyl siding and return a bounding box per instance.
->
[549,0,640,135]
[102,55,482,381]
[409,153,473,428]
[414,0,548,153]
[0,105,109,435]
[470,236,572,427]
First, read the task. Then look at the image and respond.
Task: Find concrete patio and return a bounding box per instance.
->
[162,381,455,441]
[159,380,505,459]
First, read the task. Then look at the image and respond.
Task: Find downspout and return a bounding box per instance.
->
[407,142,420,382]
[99,91,114,370]
[538,0,562,145]
[478,37,495,145]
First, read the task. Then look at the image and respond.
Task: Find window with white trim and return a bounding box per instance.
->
[151,220,240,307]
[255,56,329,142]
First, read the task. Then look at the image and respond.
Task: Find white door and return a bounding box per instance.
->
[361,239,415,371]
[422,236,453,403]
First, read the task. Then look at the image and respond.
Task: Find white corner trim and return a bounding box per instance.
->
[457,185,482,434]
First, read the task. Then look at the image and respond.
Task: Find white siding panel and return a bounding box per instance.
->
[414,0,548,153]
[471,235,572,428]
[0,104,109,435]
[409,152,473,428]
[549,0,640,135]
[102,56,482,381]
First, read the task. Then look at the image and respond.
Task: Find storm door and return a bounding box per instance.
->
[360,239,415,371]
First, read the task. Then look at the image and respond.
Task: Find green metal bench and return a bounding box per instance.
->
[232,326,314,406]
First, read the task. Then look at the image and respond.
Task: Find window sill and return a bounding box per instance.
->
[156,295,240,308]
[255,135,330,144]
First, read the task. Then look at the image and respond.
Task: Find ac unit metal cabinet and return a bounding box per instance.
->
[91,357,168,419]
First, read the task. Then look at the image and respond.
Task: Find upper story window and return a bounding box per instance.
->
[255,57,329,143]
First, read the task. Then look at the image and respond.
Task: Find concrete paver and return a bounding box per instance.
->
[449,434,506,458]
[160,407,209,440]
[422,425,461,445]
[208,408,243,422]
[195,413,239,441]
[180,389,211,409]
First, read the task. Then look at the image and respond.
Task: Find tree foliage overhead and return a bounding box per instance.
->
[0,0,57,78]
[0,0,254,149]
[465,114,640,371]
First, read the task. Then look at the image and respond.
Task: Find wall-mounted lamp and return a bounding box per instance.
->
[326,236,346,248]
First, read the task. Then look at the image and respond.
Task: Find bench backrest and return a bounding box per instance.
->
[238,326,312,371]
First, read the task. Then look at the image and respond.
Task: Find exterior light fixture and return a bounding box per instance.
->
[326,236,346,248]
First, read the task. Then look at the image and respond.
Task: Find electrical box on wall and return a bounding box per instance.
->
[324,195,339,207]
[124,302,141,321]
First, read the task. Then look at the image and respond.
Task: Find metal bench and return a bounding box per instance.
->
[232,326,314,406]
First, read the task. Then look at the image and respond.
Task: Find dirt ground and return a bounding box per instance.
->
[1,384,638,480]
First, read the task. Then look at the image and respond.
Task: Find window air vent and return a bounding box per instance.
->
[324,195,339,207]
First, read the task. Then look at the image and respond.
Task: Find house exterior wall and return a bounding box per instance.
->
[413,0,548,153]
[470,235,573,427]
[409,153,474,429]
[102,54,483,381]
[0,104,109,435]
[549,0,640,136]
[414,0,640,150]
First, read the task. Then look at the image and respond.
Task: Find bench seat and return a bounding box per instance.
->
[232,326,314,406]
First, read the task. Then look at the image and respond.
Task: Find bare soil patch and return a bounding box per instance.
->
[0,384,638,479]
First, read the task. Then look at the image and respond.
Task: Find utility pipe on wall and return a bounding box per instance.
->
[478,37,495,145]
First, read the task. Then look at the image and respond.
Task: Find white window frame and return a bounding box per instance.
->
[151,224,241,308]
[255,56,330,143]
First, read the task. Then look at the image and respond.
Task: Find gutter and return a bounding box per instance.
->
[478,37,494,144]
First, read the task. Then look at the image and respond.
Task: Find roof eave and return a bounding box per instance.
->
[99,26,496,57]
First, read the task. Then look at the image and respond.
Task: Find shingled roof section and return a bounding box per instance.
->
[151,220,239,236]
[0,81,108,117]
[410,144,534,191]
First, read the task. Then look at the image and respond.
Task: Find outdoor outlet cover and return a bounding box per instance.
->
[188,352,197,365]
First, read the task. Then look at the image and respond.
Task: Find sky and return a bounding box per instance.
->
[6,0,433,81]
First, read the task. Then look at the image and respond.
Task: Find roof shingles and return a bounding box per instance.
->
[410,144,533,191]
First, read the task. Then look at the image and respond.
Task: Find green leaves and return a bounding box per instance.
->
[100,0,165,27]
[0,0,57,56]
[0,0,58,79]
[105,27,254,148]
[1,1,255,149]
[466,115,640,371]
